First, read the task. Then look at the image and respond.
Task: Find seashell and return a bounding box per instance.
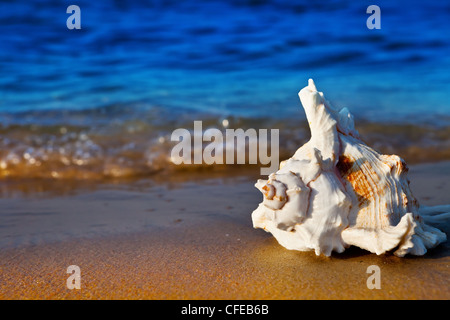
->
[251,79,447,256]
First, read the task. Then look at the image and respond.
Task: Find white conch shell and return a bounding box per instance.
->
[252,79,447,257]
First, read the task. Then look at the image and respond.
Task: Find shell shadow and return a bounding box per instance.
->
[330,245,372,260]
[331,238,449,260]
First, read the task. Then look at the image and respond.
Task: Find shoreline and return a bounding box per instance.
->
[0,161,449,299]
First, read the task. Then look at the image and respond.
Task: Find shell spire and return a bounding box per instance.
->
[251,79,447,257]
[307,78,317,91]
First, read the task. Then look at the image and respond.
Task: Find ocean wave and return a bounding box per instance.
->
[1,110,449,181]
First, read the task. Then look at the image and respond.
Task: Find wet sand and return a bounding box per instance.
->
[0,162,449,300]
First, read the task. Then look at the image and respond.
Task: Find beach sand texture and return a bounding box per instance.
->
[0,162,449,300]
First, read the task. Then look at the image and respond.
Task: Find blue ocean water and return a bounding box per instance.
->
[1,0,449,121]
[0,0,449,180]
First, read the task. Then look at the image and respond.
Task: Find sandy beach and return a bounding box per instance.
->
[0,161,449,300]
